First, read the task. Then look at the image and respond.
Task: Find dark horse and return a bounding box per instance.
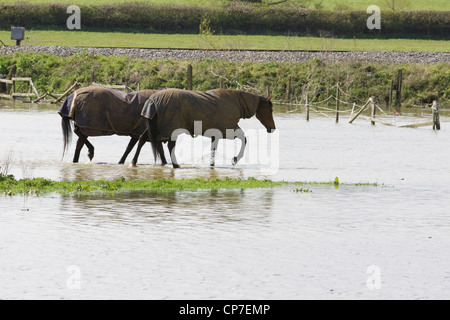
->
[140,88,276,168]
[59,86,157,166]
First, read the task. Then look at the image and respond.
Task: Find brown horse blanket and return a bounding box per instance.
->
[59,86,156,136]
[141,88,261,141]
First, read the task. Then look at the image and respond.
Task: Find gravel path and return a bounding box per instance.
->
[1,45,449,64]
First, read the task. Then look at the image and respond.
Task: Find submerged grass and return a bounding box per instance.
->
[0,174,377,196]
[0,175,285,196]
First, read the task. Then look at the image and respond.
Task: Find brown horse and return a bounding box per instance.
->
[141,88,276,168]
[59,86,157,166]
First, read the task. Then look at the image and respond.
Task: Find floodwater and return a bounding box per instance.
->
[1,100,450,300]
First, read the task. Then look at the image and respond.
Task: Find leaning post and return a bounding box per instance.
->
[370,97,376,126]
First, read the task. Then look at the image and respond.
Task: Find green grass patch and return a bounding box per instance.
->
[0,30,448,52]
[0,174,377,196]
[0,0,448,11]
[0,175,287,196]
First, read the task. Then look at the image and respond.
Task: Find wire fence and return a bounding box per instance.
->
[273,84,441,130]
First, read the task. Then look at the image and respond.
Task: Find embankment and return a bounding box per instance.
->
[0,47,448,106]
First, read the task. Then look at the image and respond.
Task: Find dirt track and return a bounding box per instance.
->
[1,45,449,64]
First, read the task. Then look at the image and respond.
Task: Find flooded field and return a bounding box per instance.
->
[1,100,450,299]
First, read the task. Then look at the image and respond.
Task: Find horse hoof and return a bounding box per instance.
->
[231,157,238,165]
[172,164,180,169]
[128,163,137,168]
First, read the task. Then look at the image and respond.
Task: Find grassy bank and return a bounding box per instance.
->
[0,30,447,52]
[0,52,448,106]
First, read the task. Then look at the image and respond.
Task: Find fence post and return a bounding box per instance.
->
[306,96,310,121]
[6,63,16,94]
[187,64,193,90]
[335,83,340,123]
[90,70,95,85]
[389,79,393,109]
[326,80,330,108]
[370,97,376,125]
[286,76,292,102]
[349,99,371,124]
[432,100,440,130]
[396,69,402,106]
[266,84,271,98]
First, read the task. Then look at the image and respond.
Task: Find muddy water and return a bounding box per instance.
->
[1,101,450,299]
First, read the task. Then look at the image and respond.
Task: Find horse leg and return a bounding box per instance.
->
[232,129,247,165]
[119,137,138,164]
[157,141,168,166]
[130,132,147,168]
[73,137,84,163]
[210,136,219,167]
[74,126,95,162]
[168,140,179,169]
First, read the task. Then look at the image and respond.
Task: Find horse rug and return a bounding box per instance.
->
[58,86,155,136]
[141,88,260,141]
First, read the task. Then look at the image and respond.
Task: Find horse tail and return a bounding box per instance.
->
[145,114,163,163]
[61,116,72,159]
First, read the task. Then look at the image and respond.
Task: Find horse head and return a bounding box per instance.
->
[256,96,276,133]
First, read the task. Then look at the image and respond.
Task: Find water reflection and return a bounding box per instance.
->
[58,188,275,228]
[58,162,254,182]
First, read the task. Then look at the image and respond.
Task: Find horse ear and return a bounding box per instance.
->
[266,95,272,101]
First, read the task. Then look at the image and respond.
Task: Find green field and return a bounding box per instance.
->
[1,30,448,52]
[0,0,448,11]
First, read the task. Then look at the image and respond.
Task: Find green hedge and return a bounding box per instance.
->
[0,3,448,36]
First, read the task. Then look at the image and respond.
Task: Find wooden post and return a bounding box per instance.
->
[349,99,371,124]
[306,96,310,121]
[370,97,376,126]
[187,64,193,90]
[90,70,95,85]
[28,79,32,102]
[54,82,79,103]
[7,63,16,94]
[266,84,271,98]
[0,74,5,93]
[396,69,402,106]
[286,76,291,102]
[326,80,330,108]
[335,83,340,123]
[432,100,440,130]
[389,79,393,109]
[219,78,224,89]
